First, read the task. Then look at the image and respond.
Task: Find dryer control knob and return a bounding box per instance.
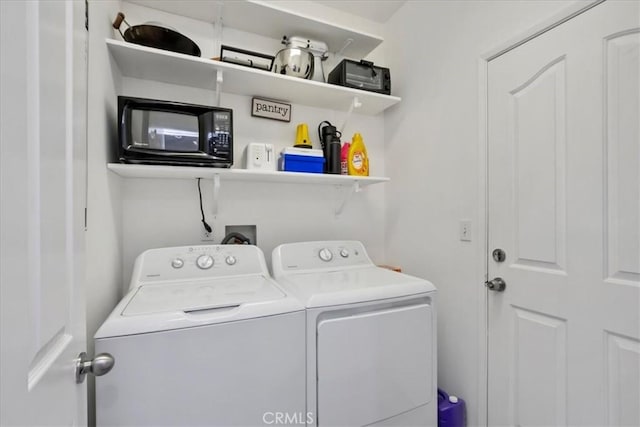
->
[171,258,184,269]
[196,254,214,269]
[339,249,349,258]
[318,248,333,262]
[225,256,237,266]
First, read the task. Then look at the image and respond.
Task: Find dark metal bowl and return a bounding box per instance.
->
[113,12,201,57]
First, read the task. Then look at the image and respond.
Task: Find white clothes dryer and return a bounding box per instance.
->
[272,241,438,427]
[95,245,306,426]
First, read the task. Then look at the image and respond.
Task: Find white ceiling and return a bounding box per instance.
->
[128,1,406,25]
[126,0,386,57]
[315,0,406,23]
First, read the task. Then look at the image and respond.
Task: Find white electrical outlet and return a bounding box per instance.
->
[459,220,472,241]
[201,228,214,242]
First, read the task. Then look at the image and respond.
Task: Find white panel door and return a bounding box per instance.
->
[0,1,88,425]
[487,1,639,425]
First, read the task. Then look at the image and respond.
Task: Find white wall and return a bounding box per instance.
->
[116,86,388,285]
[86,2,388,423]
[110,2,388,287]
[85,1,124,424]
[86,0,387,388]
[87,1,590,425]
[382,1,578,425]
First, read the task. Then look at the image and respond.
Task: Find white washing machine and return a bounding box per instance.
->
[272,241,438,427]
[95,244,306,426]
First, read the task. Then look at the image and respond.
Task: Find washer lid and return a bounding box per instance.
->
[122,275,285,316]
[277,266,436,308]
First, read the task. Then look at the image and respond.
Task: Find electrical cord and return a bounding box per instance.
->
[197,178,212,234]
[221,232,251,245]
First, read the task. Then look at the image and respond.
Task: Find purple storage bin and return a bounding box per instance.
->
[438,388,466,427]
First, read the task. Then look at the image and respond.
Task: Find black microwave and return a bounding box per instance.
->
[117,96,233,167]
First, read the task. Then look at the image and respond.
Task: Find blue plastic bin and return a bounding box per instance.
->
[438,388,466,427]
[280,153,325,173]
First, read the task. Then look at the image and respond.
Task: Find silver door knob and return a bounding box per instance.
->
[75,352,115,383]
[485,277,506,292]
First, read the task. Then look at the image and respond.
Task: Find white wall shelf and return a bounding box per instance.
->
[107,39,401,115]
[108,163,389,215]
[108,163,388,185]
[126,0,384,59]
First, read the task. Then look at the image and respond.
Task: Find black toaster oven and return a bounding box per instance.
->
[117,96,233,167]
[327,59,391,95]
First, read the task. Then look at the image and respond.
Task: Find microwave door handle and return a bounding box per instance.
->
[126,147,214,159]
[126,148,229,162]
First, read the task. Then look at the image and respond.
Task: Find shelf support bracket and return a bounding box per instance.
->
[336,38,354,57]
[340,96,362,135]
[335,181,361,216]
[212,174,220,217]
[215,70,224,107]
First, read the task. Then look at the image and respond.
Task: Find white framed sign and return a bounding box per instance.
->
[251,97,291,122]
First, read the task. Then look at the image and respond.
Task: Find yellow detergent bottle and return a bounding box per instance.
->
[348,133,369,176]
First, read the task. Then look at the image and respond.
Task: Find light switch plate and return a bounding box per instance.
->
[459,220,472,241]
[246,143,276,171]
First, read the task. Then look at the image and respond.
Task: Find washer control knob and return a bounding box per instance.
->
[196,254,214,270]
[225,256,237,266]
[171,258,184,269]
[339,249,350,258]
[318,248,333,262]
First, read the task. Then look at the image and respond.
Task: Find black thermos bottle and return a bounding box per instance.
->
[319,121,341,174]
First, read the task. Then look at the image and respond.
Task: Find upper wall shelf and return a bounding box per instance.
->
[126,0,383,59]
[107,39,401,115]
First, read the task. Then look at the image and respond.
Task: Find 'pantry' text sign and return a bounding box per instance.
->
[251,97,291,122]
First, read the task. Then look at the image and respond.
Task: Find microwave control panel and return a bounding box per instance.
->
[210,111,232,157]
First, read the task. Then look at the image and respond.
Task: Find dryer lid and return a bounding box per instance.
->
[277,266,436,308]
[121,275,285,316]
